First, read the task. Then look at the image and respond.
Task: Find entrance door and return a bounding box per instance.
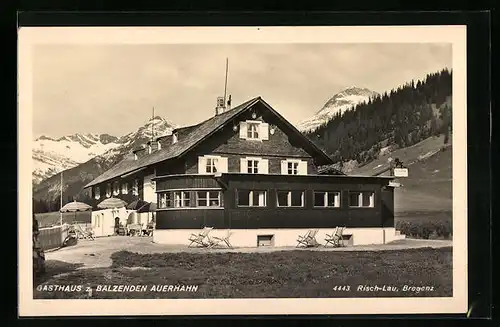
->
[114,217,120,234]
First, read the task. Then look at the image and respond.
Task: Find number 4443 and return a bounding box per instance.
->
[332,286,351,292]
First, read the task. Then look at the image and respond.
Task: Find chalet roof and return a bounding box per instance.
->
[85,96,337,188]
[85,97,261,188]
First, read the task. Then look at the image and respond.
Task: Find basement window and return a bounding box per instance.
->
[349,191,375,208]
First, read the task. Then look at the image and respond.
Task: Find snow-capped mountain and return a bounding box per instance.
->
[297,86,379,133]
[32,116,177,185]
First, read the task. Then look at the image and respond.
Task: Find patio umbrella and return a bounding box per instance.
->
[126,199,149,210]
[97,197,127,209]
[136,202,157,213]
[59,200,92,223]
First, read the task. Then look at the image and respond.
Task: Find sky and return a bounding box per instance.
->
[32,43,452,139]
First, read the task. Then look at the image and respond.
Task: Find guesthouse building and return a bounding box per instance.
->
[85,96,404,246]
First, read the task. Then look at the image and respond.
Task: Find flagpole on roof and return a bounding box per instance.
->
[60,170,63,226]
[151,106,154,143]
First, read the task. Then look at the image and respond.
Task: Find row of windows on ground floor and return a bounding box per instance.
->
[157,189,375,210]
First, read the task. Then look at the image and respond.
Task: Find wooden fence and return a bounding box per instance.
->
[37,222,93,251]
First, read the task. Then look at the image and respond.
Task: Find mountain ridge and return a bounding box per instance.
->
[32,116,177,185]
[297,86,379,133]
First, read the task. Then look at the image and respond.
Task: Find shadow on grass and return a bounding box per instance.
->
[34,260,85,287]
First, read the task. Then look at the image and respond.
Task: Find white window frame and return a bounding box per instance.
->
[94,186,100,200]
[237,190,267,207]
[348,191,375,208]
[173,191,191,208]
[287,161,299,175]
[158,192,173,209]
[281,159,308,175]
[276,190,305,207]
[196,190,222,207]
[313,191,341,208]
[205,157,218,173]
[247,121,260,139]
[247,159,259,174]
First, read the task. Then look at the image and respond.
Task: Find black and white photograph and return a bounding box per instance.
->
[18,26,467,316]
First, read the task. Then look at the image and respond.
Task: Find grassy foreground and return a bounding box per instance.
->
[34,247,452,299]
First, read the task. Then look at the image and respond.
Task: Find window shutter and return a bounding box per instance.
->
[240,158,248,173]
[334,193,340,207]
[198,156,206,174]
[281,160,287,175]
[298,160,308,175]
[239,122,247,139]
[218,156,228,173]
[259,159,269,174]
[260,123,269,140]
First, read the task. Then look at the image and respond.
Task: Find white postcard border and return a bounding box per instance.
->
[18,25,467,316]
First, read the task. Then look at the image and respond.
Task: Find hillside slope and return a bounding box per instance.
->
[350,134,452,214]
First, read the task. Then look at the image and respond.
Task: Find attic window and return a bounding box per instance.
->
[239,120,269,141]
[247,123,259,139]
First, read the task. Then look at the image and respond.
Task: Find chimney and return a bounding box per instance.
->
[150,140,160,153]
[215,96,225,116]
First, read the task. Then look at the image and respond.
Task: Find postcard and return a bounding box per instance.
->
[18,25,467,316]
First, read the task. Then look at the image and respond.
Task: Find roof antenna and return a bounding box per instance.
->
[223,58,228,110]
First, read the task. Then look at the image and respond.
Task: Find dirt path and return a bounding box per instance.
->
[45,236,452,270]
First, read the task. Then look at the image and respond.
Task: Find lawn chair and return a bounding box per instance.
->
[325,226,346,247]
[209,230,233,249]
[188,227,213,248]
[296,229,319,247]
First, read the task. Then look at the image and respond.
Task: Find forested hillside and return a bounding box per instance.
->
[306,69,452,167]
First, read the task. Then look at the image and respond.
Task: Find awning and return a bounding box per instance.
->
[120,167,147,178]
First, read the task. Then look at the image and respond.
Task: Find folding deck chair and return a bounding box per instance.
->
[73,224,95,240]
[188,227,213,248]
[324,226,346,247]
[296,229,319,247]
[209,230,233,249]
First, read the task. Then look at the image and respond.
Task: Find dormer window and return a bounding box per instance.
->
[172,132,178,144]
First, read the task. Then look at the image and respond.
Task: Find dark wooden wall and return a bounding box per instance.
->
[155,175,394,230]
